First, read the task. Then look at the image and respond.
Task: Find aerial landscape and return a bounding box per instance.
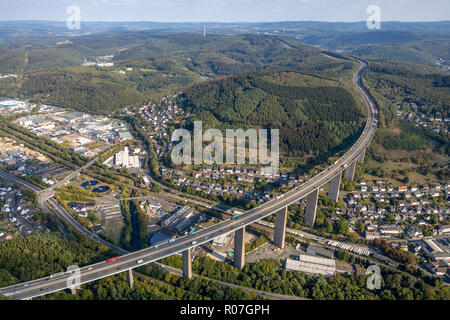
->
[0,0,448,312]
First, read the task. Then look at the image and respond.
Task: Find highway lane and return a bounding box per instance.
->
[38,157,99,202]
[0,170,41,192]
[46,198,127,254]
[0,169,127,255]
[0,59,377,300]
[1,223,252,299]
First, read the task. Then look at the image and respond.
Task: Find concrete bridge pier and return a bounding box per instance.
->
[273,206,288,249]
[343,160,356,181]
[182,249,192,279]
[328,172,342,202]
[234,227,245,270]
[305,188,319,227]
[70,287,77,295]
[358,148,366,164]
[126,269,134,289]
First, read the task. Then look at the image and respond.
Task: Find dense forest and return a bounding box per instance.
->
[0,32,348,114]
[160,256,449,300]
[178,70,364,156]
[19,70,146,114]
[0,233,113,286]
[364,61,449,119]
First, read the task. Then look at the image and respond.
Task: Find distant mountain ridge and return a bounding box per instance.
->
[0,20,449,43]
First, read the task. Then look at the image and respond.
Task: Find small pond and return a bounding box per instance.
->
[81,180,99,188]
[92,186,110,193]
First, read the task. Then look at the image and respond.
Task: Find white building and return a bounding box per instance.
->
[285,254,336,277]
[213,233,230,246]
[439,225,450,235]
[114,147,140,168]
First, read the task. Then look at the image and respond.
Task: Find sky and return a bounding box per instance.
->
[0,0,449,22]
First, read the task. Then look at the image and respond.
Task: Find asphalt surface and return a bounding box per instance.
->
[38,157,98,203]
[0,59,377,300]
[0,169,127,255]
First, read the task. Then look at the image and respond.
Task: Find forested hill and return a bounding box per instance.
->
[0,32,320,114]
[178,71,364,156]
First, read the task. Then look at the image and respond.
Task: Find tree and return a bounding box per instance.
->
[356,221,365,235]
[385,212,396,223]
[334,218,349,236]
[325,221,334,233]
[430,213,439,225]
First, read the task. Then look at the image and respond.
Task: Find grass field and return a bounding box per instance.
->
[104,219,125,244]
[365,142,448,185]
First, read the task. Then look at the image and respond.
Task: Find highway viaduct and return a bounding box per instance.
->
[0,58,378,299]
[184,57,377,276]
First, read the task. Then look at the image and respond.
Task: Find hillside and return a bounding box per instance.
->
[361,58,449,184]
[19,69,146,114]
[301,30,450,66]
[0,32,323,114]
[178,70,365,157]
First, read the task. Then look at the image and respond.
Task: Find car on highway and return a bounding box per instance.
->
[88,267,92,271]
[191,241,197,245]
[137,259,144,264]
[50,272,66,279]
[169,239,175,243]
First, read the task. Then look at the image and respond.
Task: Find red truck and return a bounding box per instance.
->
[107,257,119,263]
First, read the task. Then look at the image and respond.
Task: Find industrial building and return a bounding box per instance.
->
[285,254,336,277]
[95,201,122,222]
[149,232,173,245]
[307,244,335,259]
[161,206,194,227]
[114,147,140,168]
[421,238,450,263]
[213,233,230,246]
[439,225,450,235]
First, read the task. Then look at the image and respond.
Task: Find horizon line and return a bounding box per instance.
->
[0,19,449,24]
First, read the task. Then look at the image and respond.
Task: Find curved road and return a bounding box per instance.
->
[0,170,127,255]
[0,59,377,300]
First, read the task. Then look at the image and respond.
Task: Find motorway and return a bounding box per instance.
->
[0,59,378,300]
